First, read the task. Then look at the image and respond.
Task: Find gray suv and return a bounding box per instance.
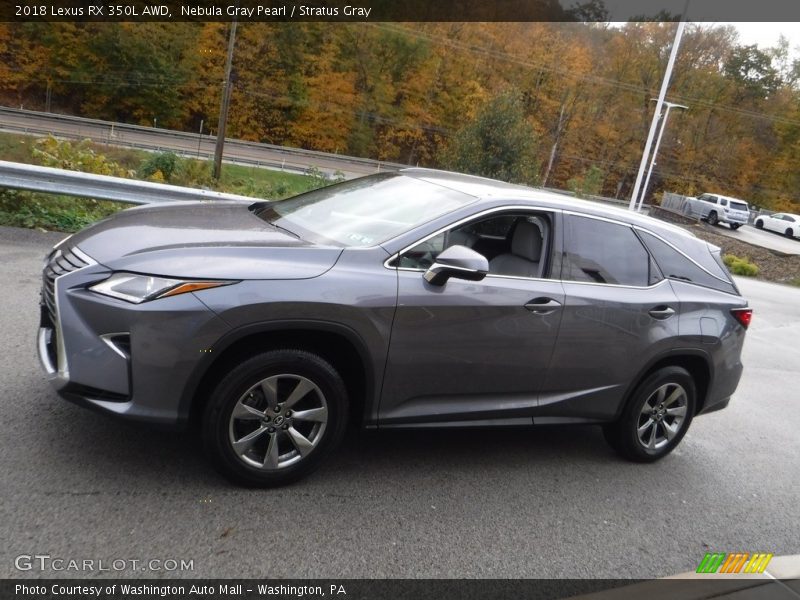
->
[38,169,751,486]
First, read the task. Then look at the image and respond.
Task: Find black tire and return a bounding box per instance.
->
[755,220,764,229]
[202,349,348,487]
[786,228,794,238]
[730,223,740,230]
[603,366,696,463]
[707,211,719,226]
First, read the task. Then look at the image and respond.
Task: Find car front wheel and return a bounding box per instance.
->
[786,228,794,238]
[202,349,348,487]
[603,366,696,462]
[707,212,719,225]
[755,220,764,229]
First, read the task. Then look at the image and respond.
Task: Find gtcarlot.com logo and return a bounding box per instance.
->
[696,552,773,574]
[14,554,194,573]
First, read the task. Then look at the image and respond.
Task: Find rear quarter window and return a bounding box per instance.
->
[638,230,737,295]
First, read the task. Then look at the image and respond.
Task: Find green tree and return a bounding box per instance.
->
[723,44,781,100]
[567,165,604,198]
[443,90,539,184]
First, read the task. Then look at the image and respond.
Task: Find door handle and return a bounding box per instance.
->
[648,306,676,319]
[524,297,562,315]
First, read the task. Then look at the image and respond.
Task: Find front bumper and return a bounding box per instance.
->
[38,246,230,427]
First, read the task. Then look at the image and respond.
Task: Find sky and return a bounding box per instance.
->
[728,22,800,51]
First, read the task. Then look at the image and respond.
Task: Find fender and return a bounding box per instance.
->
[177,319,378,427]
[612,347,714,421]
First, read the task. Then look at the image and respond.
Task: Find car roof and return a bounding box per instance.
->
[399,167,699,243]
[703,192,750,204]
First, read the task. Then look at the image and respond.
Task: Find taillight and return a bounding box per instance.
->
[731,308,753,329]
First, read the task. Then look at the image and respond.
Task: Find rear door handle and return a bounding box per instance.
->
[524,297,562,315]
[648,306,676,319]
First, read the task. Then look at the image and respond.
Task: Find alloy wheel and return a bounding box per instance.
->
[228,374,328,470]
[636,383,688,451]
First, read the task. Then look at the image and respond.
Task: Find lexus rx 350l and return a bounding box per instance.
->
[38,169,751,486]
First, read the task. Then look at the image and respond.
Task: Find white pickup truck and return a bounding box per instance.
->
[691,193,751,230]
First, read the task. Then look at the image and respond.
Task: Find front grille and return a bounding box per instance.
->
[42,246,90,326]
[41,246,93,371]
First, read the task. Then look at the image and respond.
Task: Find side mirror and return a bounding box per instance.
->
[423,245,489,286]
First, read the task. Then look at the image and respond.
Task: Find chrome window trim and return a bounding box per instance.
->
[630,225,732,285]
[561,210,733,287]
[397,263,668,290]
[395,266,558,285]
[383,205,559,271]
[561,278,670,292]
[387,205,736,292]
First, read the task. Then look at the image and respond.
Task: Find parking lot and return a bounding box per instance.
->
[1,225,798,579]
[709,221,800,255]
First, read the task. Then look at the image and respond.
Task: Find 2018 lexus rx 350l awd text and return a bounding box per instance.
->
[38,169,751,486]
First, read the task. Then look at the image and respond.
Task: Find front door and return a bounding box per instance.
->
[379,210,565,426]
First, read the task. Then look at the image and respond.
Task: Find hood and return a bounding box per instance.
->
[68,202,343,280]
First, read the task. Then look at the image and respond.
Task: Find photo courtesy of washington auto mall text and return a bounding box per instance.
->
[14,583,348,598]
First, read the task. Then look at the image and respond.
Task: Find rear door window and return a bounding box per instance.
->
[562,215,656,287]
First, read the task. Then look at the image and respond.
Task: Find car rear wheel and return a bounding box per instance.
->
[755,220,764,229]
[603,366,696,462]
[786,228,794,238]
[707,212,719,225]
[202,349,348,487]
[730,223,740,230]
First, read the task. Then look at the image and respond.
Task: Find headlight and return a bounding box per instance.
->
[89,273,235,304]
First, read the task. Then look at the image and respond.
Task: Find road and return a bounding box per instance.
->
[0,107,402,180]
[705,221,800,256]
[0,226,798,580]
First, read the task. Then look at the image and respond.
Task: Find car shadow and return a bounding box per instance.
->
[27,388,620,491]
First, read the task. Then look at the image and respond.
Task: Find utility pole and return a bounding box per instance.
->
[213,13,238,181]
[638,101,688,210]
[628,0,690,211]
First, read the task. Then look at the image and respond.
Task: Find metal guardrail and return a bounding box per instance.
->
[0,106,406,178]
[0,157,650,212]
[0,160,257,205]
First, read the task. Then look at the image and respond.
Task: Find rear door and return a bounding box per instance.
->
[539,213,679,422]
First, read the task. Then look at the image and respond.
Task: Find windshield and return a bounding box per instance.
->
[253,173,476,247]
